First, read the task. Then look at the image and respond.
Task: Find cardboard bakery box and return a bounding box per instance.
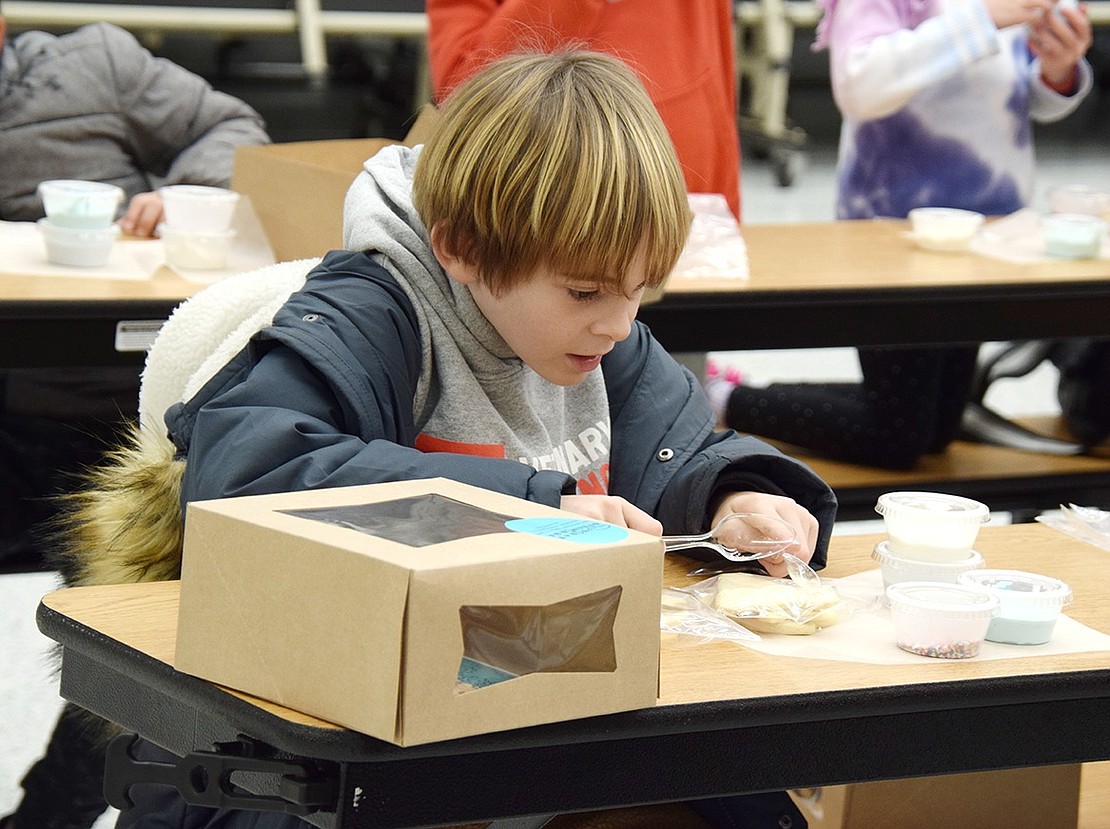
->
[174,478,663,746]
[790,764,1080,829]
[230,105,439,262]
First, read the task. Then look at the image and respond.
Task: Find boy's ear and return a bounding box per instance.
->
[430,223,481,286]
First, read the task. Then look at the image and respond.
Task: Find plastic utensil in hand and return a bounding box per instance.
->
[664,512,796,562]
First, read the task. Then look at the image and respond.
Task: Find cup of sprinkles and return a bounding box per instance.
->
[886,582,999,659]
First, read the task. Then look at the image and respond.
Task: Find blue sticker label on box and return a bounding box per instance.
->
[504,517,629,544]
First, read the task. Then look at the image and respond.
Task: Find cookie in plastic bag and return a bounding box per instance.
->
[712,572,842,635]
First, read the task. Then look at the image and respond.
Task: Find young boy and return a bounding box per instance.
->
[104,50,836,828]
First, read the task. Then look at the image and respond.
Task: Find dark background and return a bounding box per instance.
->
[10,1,1109,148]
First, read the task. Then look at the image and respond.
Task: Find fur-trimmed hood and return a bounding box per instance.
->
[54,259,320,587]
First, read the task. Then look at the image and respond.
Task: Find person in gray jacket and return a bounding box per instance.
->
[0,15,269,234]
[78,49,835,829]
[0,10,268,829]
[0,10,269,566]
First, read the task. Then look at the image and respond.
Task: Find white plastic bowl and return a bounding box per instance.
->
[37,179,124,229]
[872,541,984,588]
[159,185,240,233]
[886,582,999,659]
[908,207,985,252]
[38,218,120,267]
[1042,213,1107,260]
[875,492,990,562]
[160,224,237,270]
[958,569,1073,645]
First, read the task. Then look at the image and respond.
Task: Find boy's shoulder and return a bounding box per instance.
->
[276,249,420,336]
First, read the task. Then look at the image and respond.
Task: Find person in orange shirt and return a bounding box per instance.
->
[426,0,742,220]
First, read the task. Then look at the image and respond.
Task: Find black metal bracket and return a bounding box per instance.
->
[104,733,338,816]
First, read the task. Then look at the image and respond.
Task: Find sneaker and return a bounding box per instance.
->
[703,361,743,428]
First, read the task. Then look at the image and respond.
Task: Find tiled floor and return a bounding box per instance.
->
[2,90,1108,829]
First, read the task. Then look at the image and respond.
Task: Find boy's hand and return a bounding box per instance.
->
[712,492,820,579]
[560,494,663,536]
[118,191,165,238]
[1029,2,1092,91]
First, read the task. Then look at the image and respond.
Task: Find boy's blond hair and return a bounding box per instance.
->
[412,49,692,295]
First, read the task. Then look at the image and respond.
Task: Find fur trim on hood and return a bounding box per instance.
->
[50,423,186,586]
[51,259,321,587]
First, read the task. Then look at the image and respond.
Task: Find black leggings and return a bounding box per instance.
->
[725,345,979,470]
[6,704,109,829]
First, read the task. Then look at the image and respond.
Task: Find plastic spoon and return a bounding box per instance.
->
[665,513,820,585]
[664,512,795,562]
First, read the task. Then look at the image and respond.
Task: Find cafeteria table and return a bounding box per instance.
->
[4,220,1110,368]
[36,522,1110,828]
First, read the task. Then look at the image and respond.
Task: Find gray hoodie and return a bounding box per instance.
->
[343,145,612,491]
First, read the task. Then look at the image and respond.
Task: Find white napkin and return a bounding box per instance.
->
[970,208,1110,264]
[728,569,1110,665]
[0,195,276,282]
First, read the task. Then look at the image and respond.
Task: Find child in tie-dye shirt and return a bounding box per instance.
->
[823,0,1092,219]
[720,0,1093,469]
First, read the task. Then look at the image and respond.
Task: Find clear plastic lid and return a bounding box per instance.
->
[957,570,1073,609]
[875,491,990,523]
[871,541,984,571]
[886,582,999,619]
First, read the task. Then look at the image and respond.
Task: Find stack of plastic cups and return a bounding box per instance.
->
[36,180,124,267]
[872,491,990,588]
[873,491,995,660]
[158,185,240,270]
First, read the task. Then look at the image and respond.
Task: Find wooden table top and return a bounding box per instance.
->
[667,219,1110,294]
[5,220,1106,304]
[0,263,201,303]
[40,522,1110,732]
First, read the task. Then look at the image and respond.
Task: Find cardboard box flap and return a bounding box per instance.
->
[402,103,440,147]
[176,504,411,738]
[231,104,440,262]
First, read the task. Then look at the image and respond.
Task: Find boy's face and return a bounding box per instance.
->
[446,249,649,387]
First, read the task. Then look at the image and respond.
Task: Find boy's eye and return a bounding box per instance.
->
[567,288,599,302]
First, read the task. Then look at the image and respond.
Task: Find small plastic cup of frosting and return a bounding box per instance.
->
[159,184,240,233]
[875,492,990,563]
[958,569,1073,645]
[38,179,124,229]
[1041,213,1107,260]
[1046,183,1110,218]
[908,207,985,252]
[872,541,984,588]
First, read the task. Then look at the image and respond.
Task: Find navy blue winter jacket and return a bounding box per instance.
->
[167,250,836,561]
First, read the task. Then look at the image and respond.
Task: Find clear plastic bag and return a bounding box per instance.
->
[659,587,761,645]
[1037,503,1110,551]
[686,572,855,636]
[670,194,748,280]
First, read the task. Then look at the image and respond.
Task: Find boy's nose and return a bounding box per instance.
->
[593,299,636,341]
